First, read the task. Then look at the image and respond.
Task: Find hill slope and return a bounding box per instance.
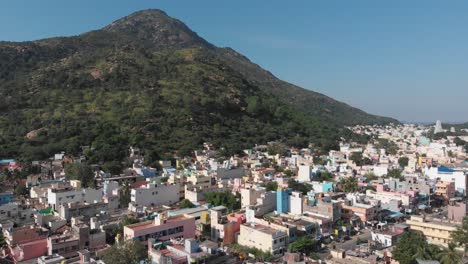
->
[0,9,396,162]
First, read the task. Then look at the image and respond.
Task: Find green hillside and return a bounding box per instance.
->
[0,9,397,163]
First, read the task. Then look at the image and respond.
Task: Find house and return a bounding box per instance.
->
[238,222,288,256]
[129,182,180,212]
[124,214,196,244]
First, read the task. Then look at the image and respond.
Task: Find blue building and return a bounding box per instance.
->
[0,192,13,205]
[276,187,292,214]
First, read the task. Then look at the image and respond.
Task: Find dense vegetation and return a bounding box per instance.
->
[204,191,241,211]
[393,231,461,264]
[0,9,396,163]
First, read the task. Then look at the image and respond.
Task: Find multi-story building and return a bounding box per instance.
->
[435,181,455,204]
[277,187,292,214]
[47,187,103,210]
[406,215,459,248]
[238,222,288,255]
[129,182,180,212]
[124,214,196,243]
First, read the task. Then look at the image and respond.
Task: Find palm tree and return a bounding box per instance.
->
[412,243,431,261]
[437,243,462,264]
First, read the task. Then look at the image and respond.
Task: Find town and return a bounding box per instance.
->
[0,121,467,264]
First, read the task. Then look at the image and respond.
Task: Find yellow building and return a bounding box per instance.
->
[406,216,459,247]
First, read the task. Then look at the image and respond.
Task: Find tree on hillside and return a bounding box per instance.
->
[65,163,95,188]
[101,239,147,264]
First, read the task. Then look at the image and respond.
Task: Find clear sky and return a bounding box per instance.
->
[1,0,467,123]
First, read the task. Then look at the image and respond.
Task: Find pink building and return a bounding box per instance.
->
[8,237,48,262]
[3,226,46,246]
[124,214,196,243]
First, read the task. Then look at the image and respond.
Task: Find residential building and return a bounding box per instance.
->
[277,187,292,214]
[129,182,180,212]
[124,214,196,243]
[435,181,455,204]
[406,216,459,248]
[238,223,288,255]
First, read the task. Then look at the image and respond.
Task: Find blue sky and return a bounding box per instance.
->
[1,0,467,123]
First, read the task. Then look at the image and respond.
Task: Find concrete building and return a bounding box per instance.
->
[57,201,110,221]
[406,216,459,248]
[425,166,468,195]
[371,224,407,248]
[47,187,103,210]
[303,197,342,222]
[289,192,303,215]
[238,223,288,255]
[298,165,312,182]
[277,187,292,214]
[129,182,180,211]
[447,201,467,223]
[311,181,334,193]
[124,214,196,243]
[435,181,455,204]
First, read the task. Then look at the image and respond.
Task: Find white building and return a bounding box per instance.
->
[47,187,103,210]
[425,166,468,195]
[289,192,303,215]
[129,182,180,210]
[238,223,288,255]
[298,165,312,182]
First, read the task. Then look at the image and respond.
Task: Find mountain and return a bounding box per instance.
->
[0,9,397,163]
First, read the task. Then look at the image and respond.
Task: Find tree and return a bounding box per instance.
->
[364,172,377,182]
[437,243,462,264]
[103,161,123,175]
[398,157,409,168]
[14,184,28,197]
[119,181,132,208]
[101,239,147,264]
[0,232,6,247]
[107,216,139,245]
[387,168,403,180]
[288,179,312,195]
[350,152,364,166]
[65,163,95,188]
[454,137,466,146]
[340,177,358,193]
[265,181,278,192]
[179,199,194,209]
[451,216,468,255]
[205,191,240,211]
[288,236,317,254]
[393,232,430,264]
[316,171,334,182]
